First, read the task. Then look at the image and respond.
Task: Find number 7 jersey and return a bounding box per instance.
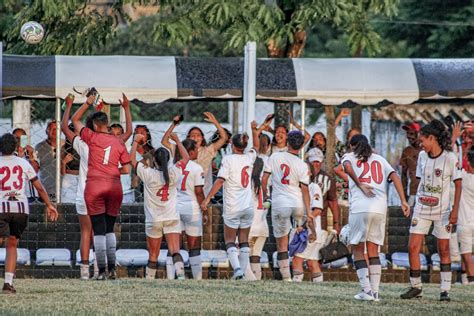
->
[342,152,396,215]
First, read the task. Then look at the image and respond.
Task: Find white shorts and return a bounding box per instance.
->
[409,212,451,240]
[223,208,253,229]
[75,200,87,216]
[458,225,474,254]
[180,213,203,237]
[249,236,266,257]
[145,220,181,239]
[349,212,386,246]
[294,230,328,261]
[272,207,304,238]
[61,174,79,203]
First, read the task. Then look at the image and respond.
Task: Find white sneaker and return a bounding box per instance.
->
[176,274,185,280]
[372,292,380,302]
[283,278,293,282]
[232,268,244,280]
[354,291,375,301]
[80,264,90,280]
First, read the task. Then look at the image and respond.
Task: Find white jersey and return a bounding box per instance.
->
[0,155,37,214]
[136,161,181,222]
[414,150,462,220]
[342,152,395,215]
[458,170,474,227]
[309,182,324,241]
[249,182,269,237]
[264,152,309,209]
[217,149,257,215]
[177,160,205,216]
[73,136,89,202]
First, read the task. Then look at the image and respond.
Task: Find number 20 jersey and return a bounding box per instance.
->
[217,149,257,215]
[342,152,395,215]
[264,152,309,209]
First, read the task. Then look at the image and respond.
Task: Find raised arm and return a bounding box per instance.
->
[335,108,351,126]
[61,94,76,142]
[170,133,189,166]
[204,112,228,151]
[130,134,145,168]
[71,95,96,133]
[161,115,181,151]
[288,110,311,146]
[119,93,133,142]
[251,120,263,150]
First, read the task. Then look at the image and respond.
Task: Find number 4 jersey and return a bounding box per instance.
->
[342,152,396,215]
[0,155,37,214]
[217,149,257,215]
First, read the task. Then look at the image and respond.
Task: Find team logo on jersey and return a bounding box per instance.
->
[411,218,418,227]
[435,168,442,177]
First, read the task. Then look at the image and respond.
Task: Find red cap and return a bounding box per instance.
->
[402,122,421,132]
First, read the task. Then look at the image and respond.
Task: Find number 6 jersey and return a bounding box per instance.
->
[342,152,396,215]
[217,149,257,214]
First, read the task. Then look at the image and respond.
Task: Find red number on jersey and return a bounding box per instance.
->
[12,166,24,190]
[0,167,11,190]
[156,184,169,201]
[280,164,290,185]
[0,166,24,191]
[241,166,250,188]
[180,169,190,191]
[357,161,383,184]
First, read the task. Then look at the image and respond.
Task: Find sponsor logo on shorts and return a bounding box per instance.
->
[435,168,442,177]
[419,195,439,207]
[411,218,418,227]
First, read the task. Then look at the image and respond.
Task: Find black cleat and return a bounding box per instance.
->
[400,287,423,299]
[2,283,16,294]
[440,291,451,302]
[108,269,117,280]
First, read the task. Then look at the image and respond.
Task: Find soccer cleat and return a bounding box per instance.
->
[2,283,16,294]
[232,268,244,280]
[372,292,380,302]
[96,272,107,281]
[283,278,293,282]
[108,269,117,280]
[354,291,375,301]
[176,275,185,281]
[439,291,451,302]
[400,287,423,299]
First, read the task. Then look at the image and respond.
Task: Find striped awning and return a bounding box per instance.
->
[1,55,473,105]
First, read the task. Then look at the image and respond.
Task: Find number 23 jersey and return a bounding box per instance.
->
[342,152,395,215]
[217,149,257,214]
[264,152,310,209]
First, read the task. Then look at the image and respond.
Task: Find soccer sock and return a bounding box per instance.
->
[409,269,422,289]
[146,260,157,280]
[468,276,474,284]
[4,272,14,285]
[189,249,202,280]
[93,253,99,278]
[238,243,251,276]
[226,243,241,272]
[354,260,371,293]
[277,252,291,280]
[93,235,107,274]
[105,233,116,272]
[369,257,382,293]
[80,263,90,279]
[440,263,452,292]
[461,271,468,285]
[166,253,175,280]
[312,272,323,283]
[172,253,185,278]
[292,270,304,282]
[250,256,262,280]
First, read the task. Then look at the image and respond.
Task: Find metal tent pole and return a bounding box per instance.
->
[55,97,61,204]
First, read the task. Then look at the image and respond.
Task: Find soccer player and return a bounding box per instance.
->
[400,119,462,301]
[0,133,58,293]
[131,133,190,280]
[71,96,131,280]
[342,134,409,301]
[201,121,262,279]
[291,162,325,283]
[262,131,313,282]
[457,150,474,284]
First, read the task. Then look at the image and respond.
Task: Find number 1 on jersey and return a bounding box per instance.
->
[103,146,112,165]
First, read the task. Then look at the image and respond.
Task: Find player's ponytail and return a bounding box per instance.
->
[349,134,372,163]
[420,119,451,151]
[154,148,170,186]
[251,157,264,195]
[232,133,249,150]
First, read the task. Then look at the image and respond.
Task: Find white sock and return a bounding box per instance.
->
[238,246,251,276]
[4,272,14,285]
[312,272,323,283]
[93,235,107,272]
[105,233,116,271]
[461,272,468,285]
[354,260,371,293]
[146,266,157,280]
[440,271,452,292]
[227,246,241,271]
[166,255,175,280]
[369,257,382,293]
[409,269,422,289]
[93,254,99,278]
[278,259,291,280]
[250,262,262,280]
[189,255,202,280]
[173,254,185,279]
[293,270,304,282]
[80,264,90,279]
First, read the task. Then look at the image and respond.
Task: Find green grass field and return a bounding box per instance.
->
[1,279,473,315]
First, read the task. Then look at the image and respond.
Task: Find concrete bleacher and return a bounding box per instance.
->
[0,203,464,282]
